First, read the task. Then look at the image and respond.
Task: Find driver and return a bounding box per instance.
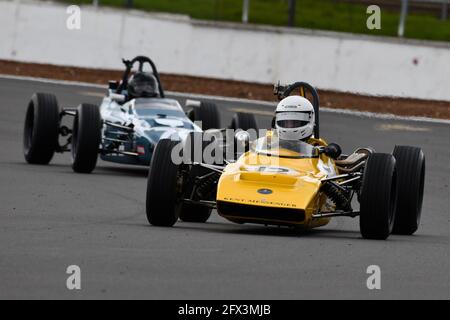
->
[274,95,341,159]
[128,72,159,99]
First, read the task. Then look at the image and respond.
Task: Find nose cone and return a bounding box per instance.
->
[217,168,321,211]
[216,172,321,226]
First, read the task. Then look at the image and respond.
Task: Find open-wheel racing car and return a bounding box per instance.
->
[23,56,256,173]
[145,82,425,240]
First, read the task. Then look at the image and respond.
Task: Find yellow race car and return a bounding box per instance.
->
[146,82,425,240]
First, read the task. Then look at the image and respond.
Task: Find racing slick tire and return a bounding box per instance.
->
[359,153,398,240]
[23,93,60,165]
[188,102,221,130]
[71,104,101,173]
[183,131,224,166]
[228,112,258,159]
[146,139,181,227]
[392,146,425,235]
[230,112,259,131]
[179,204,212,223]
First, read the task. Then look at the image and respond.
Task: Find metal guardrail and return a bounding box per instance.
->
[398,0,448,37]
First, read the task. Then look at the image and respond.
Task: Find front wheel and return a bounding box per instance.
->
[71,104,101,173]
[23,93,60,164]
[359,153,397,240]
[146,139,182,227]
[392,146,425,235]
[179,204,212,223]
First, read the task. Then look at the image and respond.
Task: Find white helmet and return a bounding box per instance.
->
[275,96,315,141]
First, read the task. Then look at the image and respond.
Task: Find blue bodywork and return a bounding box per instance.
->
[99,97,201,166]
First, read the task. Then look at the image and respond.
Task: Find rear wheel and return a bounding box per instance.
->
[71,104,101,173]
[23,93,60,164]
[188,102,221,130]
[359,153,397,240]
[146,139,182,227]
[230,112,258,131]
[228,113,258,160]
[392,146,425,235]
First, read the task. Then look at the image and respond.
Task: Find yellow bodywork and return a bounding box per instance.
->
[217,138,338,228]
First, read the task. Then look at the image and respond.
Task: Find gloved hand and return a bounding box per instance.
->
[323,143,342,159]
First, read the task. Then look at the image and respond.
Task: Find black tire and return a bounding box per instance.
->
[182,131,225,165]
[23,93,60,164]
[183,131,205,164]
[359,153,398,240]
[230,112,259,131]
[188,102,221,130]
[228,113,258,160]
[179,204,212,223]
[71,104,101,173]
[392,146,425,235]
[146,139,182,227]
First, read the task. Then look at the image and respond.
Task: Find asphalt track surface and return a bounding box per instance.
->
[0,77,449,300]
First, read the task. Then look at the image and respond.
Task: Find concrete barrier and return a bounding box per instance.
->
[1,0,449,101]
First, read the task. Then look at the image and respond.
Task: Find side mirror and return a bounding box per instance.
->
[110,93,126,103]
[323,143,342,159]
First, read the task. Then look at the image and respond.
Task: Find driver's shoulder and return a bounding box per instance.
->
[306,137,328,147]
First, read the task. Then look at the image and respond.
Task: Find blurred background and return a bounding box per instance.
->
[1,0,449,109]
[52,0,450,42]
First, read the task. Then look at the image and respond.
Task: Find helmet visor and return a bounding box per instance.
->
[129,72,159,98]
[135,83,156,94]
[276,119,309,129]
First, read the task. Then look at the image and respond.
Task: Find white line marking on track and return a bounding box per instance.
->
[167,91,276,107]
[229,107,274,117]
[2,74,450,125]
[78,91,106,98]
[0,74,105,89]
[376,123,431,132]
[320,107,450,125]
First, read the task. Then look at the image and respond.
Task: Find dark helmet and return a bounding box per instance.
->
[128,72,159,98]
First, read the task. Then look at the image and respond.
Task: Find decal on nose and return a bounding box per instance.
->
[258,188,273,195]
